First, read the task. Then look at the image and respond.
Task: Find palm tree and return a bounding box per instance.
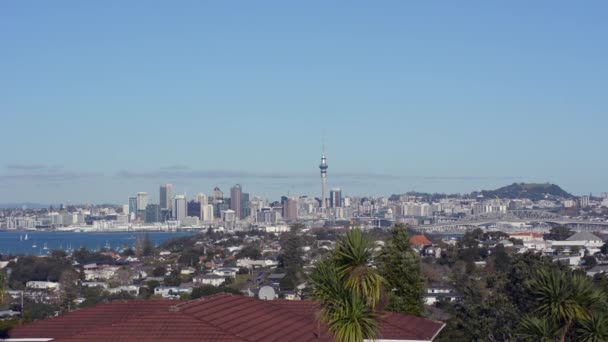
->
[519,269,606,342]
[310,228,384,342]
[578,313,608,342]
[518,315,558,342]
[333,228,384,308]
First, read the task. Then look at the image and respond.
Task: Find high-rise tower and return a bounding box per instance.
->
[230,184,242,219]
[319,149,328,209]
[160,184,173,211]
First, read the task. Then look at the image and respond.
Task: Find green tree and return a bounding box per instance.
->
[280,224,304,279]
[519,269,606,342]
[163,271,181,286]
[58,269,80,313]
[310,228,383,342]
[236,245,261,260]
[377,224,424,316]
[544,226,574,241]
[577,313,608,342]
[493,244,511,274]
[152,266,167,277]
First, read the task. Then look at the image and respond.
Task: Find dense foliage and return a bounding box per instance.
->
[377,224,424,316]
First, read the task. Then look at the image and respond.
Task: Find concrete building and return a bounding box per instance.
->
[202,204,214,222]
[196,193,209,220]
[173,195,187,222]
[284,196,298,220]
[136,192,148,211]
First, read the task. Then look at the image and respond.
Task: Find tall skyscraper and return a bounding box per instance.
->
[230,184,242,220]
[173,195,187,222]
[196,193,208,206]
[241,192,250,219]
[196,193,208,220]
[128,197,138,214]
[330,188,342,208]
[319,149,328,209]
[202,204,214,222]
[285,196,298,220]
[160,184,173,211]
[136,192,148,211]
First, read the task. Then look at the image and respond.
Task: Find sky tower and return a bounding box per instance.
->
[319,147,328,209]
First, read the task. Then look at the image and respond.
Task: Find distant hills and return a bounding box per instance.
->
[472,183,573,201]
[390,183,574,201]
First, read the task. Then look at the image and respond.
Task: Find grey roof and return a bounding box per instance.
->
[566,232,602,241]
[587,265,608,273]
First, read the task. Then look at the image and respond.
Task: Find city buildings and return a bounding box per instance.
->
[330,188,342,208]
[173,195,187,222]
[159,184,173,212]
[230,184,242,220]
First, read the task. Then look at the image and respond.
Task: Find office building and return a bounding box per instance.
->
[230,184,242,219]
[202,204,214,222]
[330,188,342,208]
[284,196,298,220]
[241,192,250,219]
[196,193,208,220]
[136,193,148,211]
[173,195,187,222]
[145,204,161,223]
[160,184,173,211]
[128,197,137,214]
[187,200,201,218]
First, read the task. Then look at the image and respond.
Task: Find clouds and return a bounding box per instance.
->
[0,164,102,183]
[6,163,56,170]
[115,166,400,181]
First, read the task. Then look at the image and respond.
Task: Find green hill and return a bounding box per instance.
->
[472,183,573,201]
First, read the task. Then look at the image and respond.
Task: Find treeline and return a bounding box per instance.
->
[436,244,608,341]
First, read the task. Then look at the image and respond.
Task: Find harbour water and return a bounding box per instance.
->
[0,231,197,256]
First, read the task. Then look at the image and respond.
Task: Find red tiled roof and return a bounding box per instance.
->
[9,300,175,340]
[410,234,432,246]
[271,300,445,341]
[9,294,444,342]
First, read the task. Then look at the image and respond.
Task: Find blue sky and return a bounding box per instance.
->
[1,1,606,204]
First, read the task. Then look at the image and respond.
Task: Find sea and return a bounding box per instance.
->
[0,231,198,256]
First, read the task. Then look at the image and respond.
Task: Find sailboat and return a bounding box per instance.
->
[20,235,23,242]
[43,243,49,250]
[32,241,37,248]
[24,233,28,241]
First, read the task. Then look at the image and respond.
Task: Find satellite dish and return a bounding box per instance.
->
[258,286,276,301]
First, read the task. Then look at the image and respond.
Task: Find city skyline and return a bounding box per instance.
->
[1,1,607,203]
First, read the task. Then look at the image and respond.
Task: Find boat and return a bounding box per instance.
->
[43,243,49,250]
[32,241,37,248]
[24,233,28,241]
